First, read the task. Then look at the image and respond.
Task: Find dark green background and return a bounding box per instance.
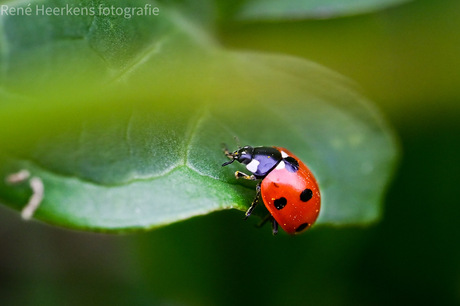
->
[1,0,459,304]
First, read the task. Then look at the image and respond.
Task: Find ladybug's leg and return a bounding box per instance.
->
[257,214,278,235]
[271,218,279,235]
[257,213,271,228]
[235,171,257,181]
[244,183,261,220]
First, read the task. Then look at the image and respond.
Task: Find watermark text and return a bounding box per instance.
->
[0,3,160,19]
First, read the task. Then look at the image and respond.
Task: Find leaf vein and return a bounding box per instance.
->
[2,149,192,187]
[183,106,207,166]
[108,35,170,83]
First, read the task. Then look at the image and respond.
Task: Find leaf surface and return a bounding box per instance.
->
[0,0,398,231]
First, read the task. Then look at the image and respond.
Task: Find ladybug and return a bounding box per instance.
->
[222,145,321,235]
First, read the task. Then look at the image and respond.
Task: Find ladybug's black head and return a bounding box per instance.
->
[222,145,254,167]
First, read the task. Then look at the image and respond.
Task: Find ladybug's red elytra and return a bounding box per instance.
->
[223,145,321,235]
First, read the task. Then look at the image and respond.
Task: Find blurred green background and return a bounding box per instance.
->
[1,0,459,305]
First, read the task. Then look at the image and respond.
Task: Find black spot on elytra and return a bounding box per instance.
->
[300,189,313,202]
[296,223,310,232]
[284,157,299,173]
[274,197,287,210]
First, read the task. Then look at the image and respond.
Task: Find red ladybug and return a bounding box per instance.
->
[223,145,321,235]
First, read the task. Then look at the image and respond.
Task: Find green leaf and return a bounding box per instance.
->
[228,0,412,21]
[0,0,398,232]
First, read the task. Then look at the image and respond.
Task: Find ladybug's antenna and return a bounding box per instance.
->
[222,142,236,167]
[222,159,235,167]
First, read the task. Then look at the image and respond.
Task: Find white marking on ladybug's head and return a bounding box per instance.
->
[246,159,260,173]
[280,151,289,158]
[275,161,285,170]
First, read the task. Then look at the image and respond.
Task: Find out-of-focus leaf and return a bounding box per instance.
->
[231,0,412,21]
